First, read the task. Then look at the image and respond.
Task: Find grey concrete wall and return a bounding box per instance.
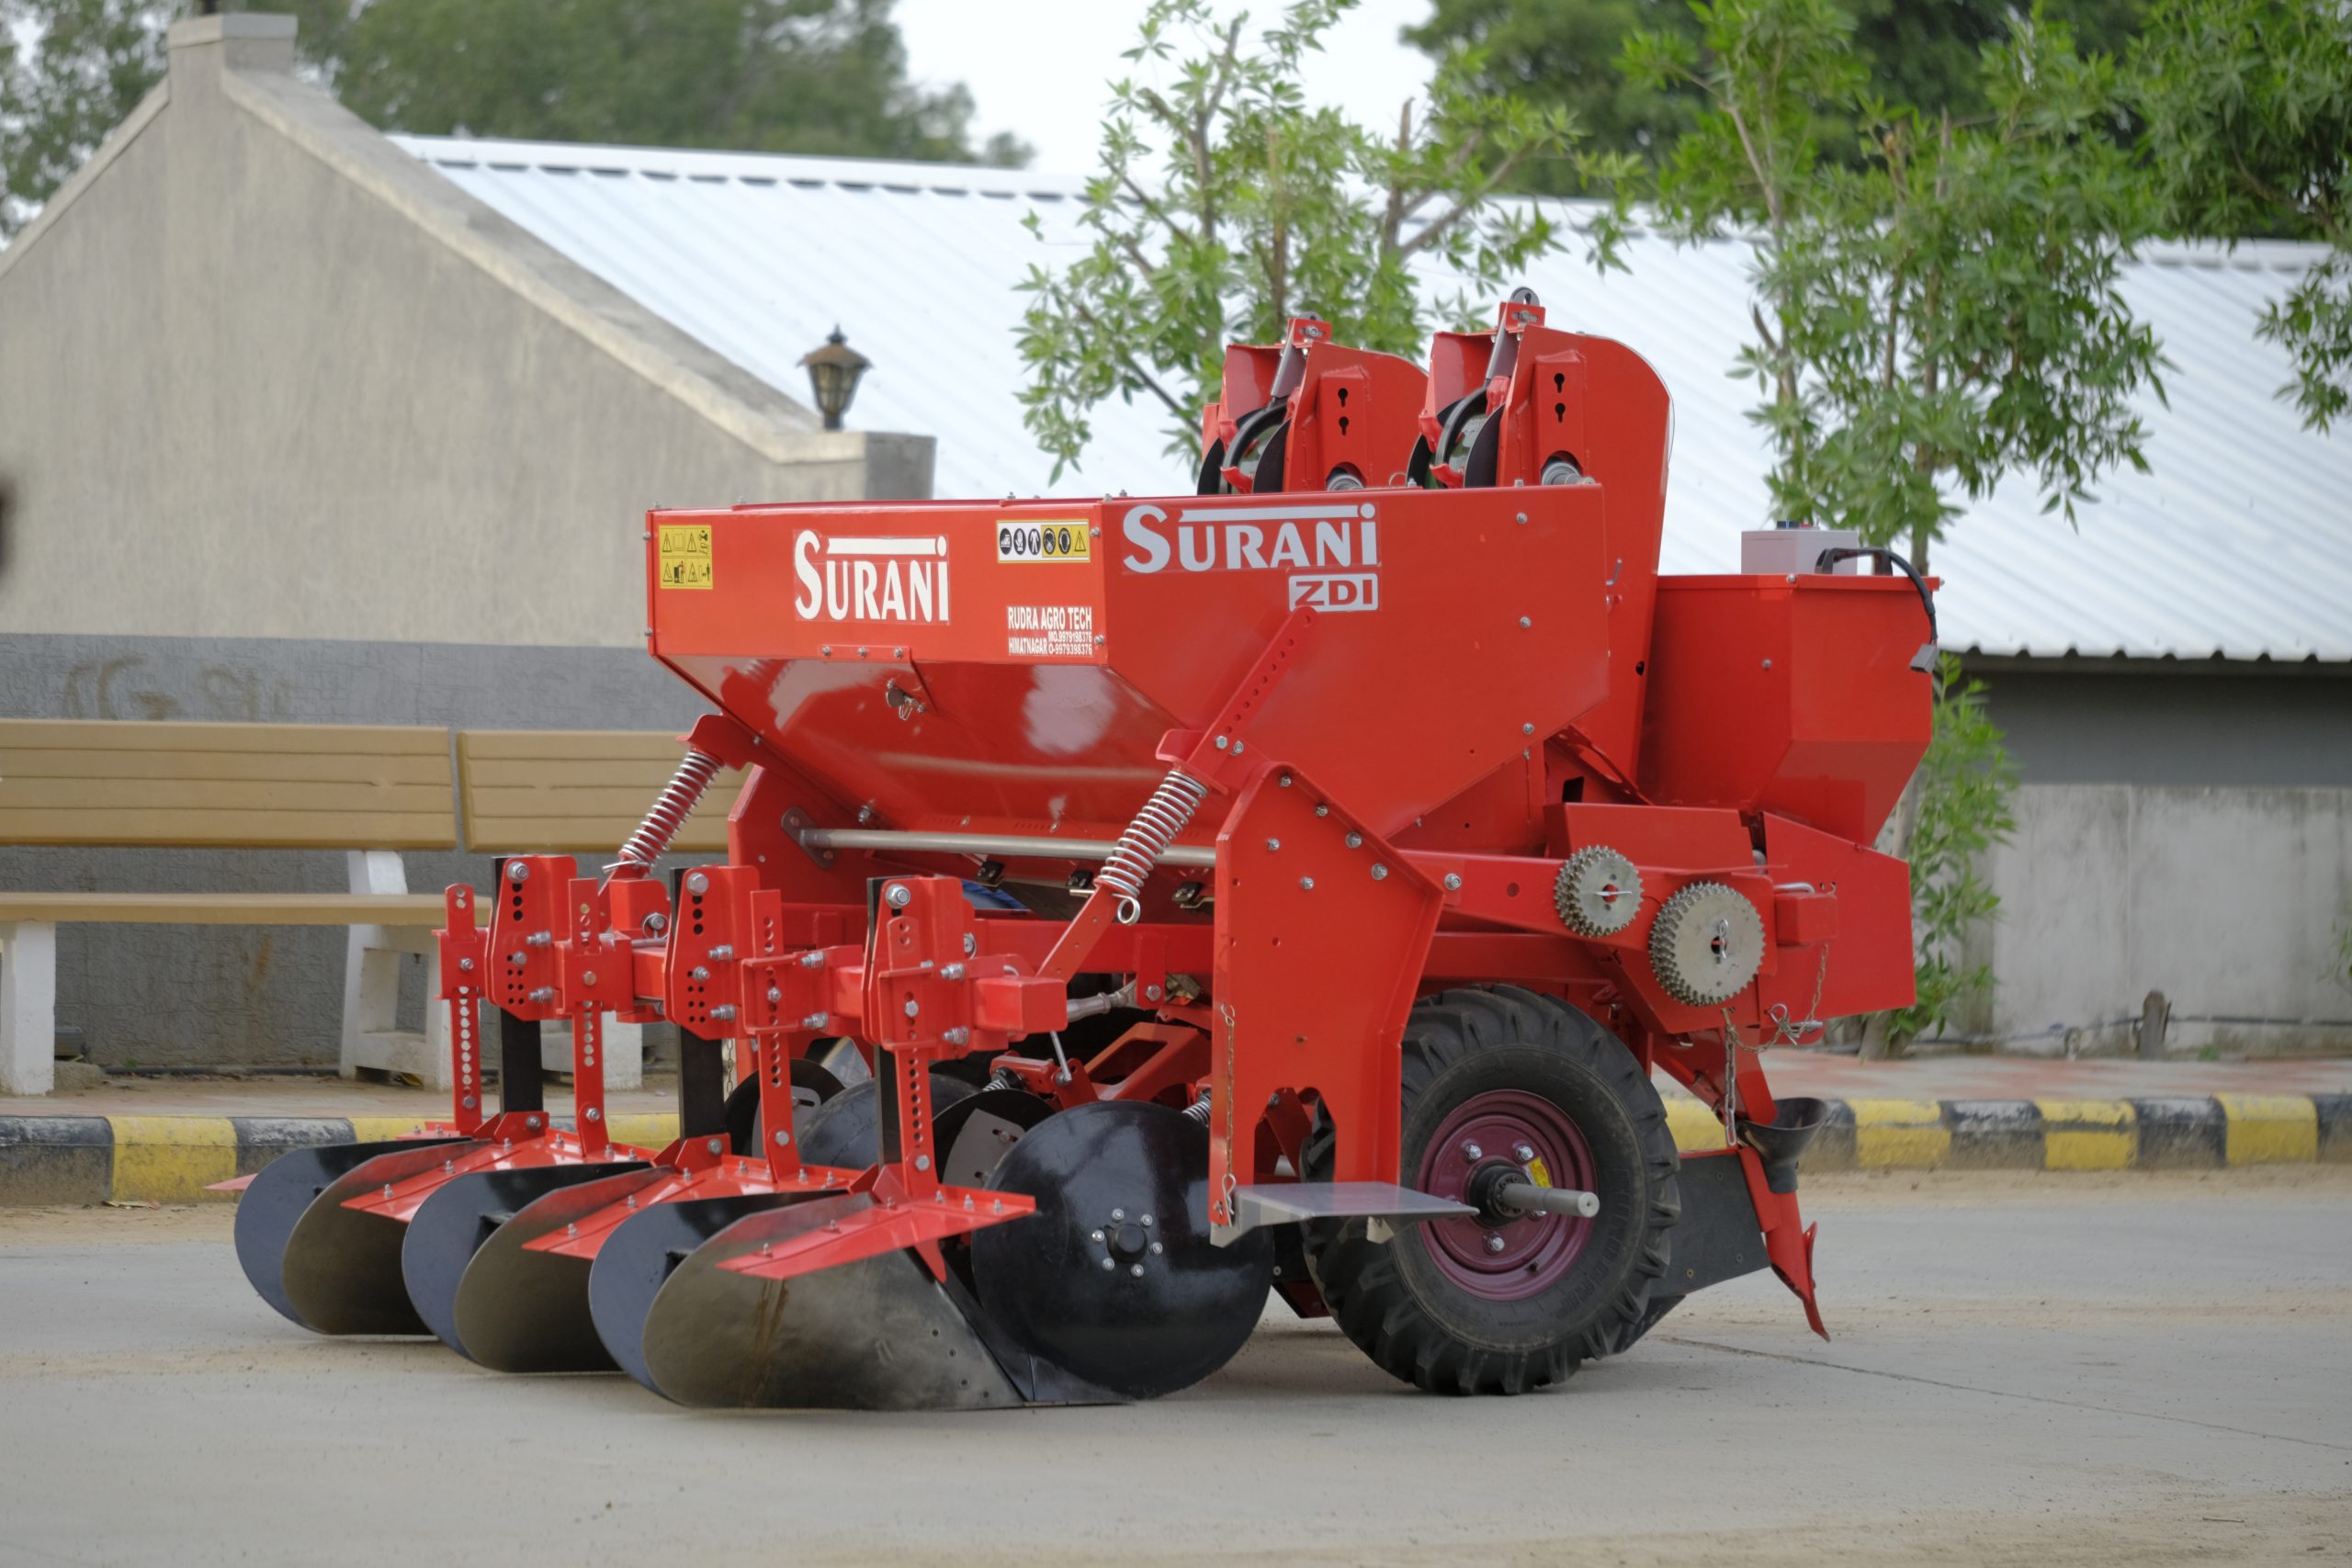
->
[1976,784,2352,1054]
[0,16,932,651]
[0,632,705,1069]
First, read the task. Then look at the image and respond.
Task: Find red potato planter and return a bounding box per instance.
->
[233,297,1932,1407]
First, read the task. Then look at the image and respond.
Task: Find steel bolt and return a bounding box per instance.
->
[1515,512,1528,524]
[1485,1233,1507,1254]
[691,965,710,981]
[903,998,921,1019]
[885,884,912,908]
[1345,832,1363,849]
[707,1138,724,1156]
[507,863,530,885]
[1370,863,1388,881]
[686,873,709,895]
[1149,1241,1164,1256]
[458,957,474,972]
[709,945,734,961]
[1140,1213,1153,1227]
[820,646,832,657]
[1215,735,1230,750]
[527,986,555,1003]
[1130,1263,1146,1278]
[942,962,966,980]
[767,987,782,1003]
[585,1107,602,1122]
[1464,1142,1484,1162]
[1522,722,1536,735]
[943,1026,970,1045]
[774,1129,791,1146]
[526,1115,543,1129]
[914,1155,931,1171]
[1443,874,1463,891]
[1091,1229,1105,1243]
[582,971,598,986]
[1112,1208,1125,1221]
[1520,616,1532,629]
[1145,985,1163,1002]
[1314,804,1329,818]
[963,932,978,957]
[857,647,869,659]
[461,1095,478,1110]
[1101,1257,1116,1271]
[799,951,825,968]
[803,1012,829,1030]
[709,1004,735,1021]
[1300,876,1316,891]
[1762,658,1773,670]
[1278,773,1293,788]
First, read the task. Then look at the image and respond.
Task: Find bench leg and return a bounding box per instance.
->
[1,921,59,1097]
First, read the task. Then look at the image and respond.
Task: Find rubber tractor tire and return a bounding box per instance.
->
[1301,986,1679,1394]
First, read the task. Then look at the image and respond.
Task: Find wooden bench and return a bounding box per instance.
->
[454,729,753,1090]
[0,720,462,1094]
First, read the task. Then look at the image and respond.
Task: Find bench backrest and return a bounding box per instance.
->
[456,729,750,856]
[0,719,459,850]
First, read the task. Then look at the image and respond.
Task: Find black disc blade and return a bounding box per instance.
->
[795,1072,976,1168]
[234,1137,468,1326]
[586,1193,798,1392]
[451,1166,671,1373]
[932,1088,1052,1189]
[973,1100,1272,1400]
[280,1141,489,1335]
[639,1195,1021,1411]
[401,1161,650,1358]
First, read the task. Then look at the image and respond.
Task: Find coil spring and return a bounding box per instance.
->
[1182,1088,1214,1126]
[1096,769,1210,924]
[612,748,722,876]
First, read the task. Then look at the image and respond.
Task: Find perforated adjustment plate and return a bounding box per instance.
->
[1648,881,1766,1006]
[1554,845,1643,938]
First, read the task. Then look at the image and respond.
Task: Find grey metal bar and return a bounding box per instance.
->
[797,826,1216,869]
[1495,1180,1600,1219]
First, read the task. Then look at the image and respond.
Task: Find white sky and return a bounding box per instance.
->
[895,0,1442,176]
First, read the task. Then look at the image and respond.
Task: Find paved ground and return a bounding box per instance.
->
[9,1049,2349,1120]
[1,1169,2346,1566]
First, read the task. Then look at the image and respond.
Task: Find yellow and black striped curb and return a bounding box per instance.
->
[1,1098,2346,1205]
[0,1113,683,1206]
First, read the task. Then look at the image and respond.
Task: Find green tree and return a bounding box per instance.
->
[1623,0,2155,1043]
[1408,0,2147,192]
[1,0,1023,241]
[1017,0,1632,479]
[2132,0,2352,429]
[1624,0,2164,575]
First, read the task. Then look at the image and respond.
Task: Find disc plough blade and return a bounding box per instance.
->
[234,1137,470,1327]
[278,1140,491,1335]
[451,1166,675,1373]
[401,1160,653,1359]
[639,1195,1022,1411]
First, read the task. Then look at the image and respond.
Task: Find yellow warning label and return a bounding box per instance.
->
[1524,1156,1553,1188]
[657,524,714,590]
[996,520,1091,564]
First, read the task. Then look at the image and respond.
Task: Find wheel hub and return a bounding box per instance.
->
[1415,1090,1594,1301]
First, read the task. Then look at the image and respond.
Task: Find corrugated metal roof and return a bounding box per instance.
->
[396,134,2352,662]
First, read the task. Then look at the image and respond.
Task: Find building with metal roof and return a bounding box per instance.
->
[0,13,2344,1067]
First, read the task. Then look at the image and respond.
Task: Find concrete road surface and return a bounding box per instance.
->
[1,1170,2346,1567]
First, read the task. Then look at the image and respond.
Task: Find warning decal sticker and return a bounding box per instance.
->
[996,520,1091,564]
[657,524,714,590]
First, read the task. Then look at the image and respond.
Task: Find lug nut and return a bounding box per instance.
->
[1130,1263,1146,1278]
[1100,1257,1116,1271]
[1515,1143,1536,1162]
[1464,1142,1484,1162]
[1485,1233,1506,1253]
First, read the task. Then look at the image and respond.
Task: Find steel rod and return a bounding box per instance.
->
[1495,1181,1600,1219]
[797,827,1216,868]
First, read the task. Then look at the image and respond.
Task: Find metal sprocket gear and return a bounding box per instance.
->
[1648,882,1765,1006]
[1554,846,1643,937]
